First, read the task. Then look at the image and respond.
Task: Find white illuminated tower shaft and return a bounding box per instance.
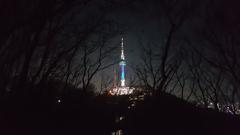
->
[120,38,126,87]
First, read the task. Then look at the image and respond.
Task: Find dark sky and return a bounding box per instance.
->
[92,0,240,91]
[94,0,195,89]
[95,0,184,87]
[93,0,166,89]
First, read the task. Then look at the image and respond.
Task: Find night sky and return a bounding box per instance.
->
[94,0,199,89]
[1,0,240,95]
[93,0,240,96]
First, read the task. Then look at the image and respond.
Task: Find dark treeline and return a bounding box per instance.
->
[0,0,126,103]
[0,0,130,134]
[135,0,240,114]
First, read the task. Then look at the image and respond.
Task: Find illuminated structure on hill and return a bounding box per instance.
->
[109,38,134,95]
[120,37,126,87]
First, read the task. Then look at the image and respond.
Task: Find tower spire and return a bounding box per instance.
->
[121,37,125,60]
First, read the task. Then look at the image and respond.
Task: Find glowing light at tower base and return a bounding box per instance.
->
[109,86,134,95]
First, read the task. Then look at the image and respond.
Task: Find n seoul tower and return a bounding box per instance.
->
[120,37,126,87]
[109,37,134,95]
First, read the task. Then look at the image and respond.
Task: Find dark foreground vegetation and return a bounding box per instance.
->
[0,92,122,135]
[126,92,240,135]
[0,90,239,135]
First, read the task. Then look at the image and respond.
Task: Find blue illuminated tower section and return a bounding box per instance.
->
[120,38,126,87]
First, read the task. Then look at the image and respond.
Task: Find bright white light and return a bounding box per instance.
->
[121,80,125,87]
[111,130,123,135]
[57,99,61,103]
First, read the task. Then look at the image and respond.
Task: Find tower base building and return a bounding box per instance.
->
[110,86,134,95]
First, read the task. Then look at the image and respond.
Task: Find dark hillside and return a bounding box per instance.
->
[125,92,240,135]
